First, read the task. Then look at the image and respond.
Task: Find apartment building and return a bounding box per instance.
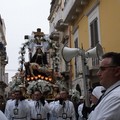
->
[0,15,8,97]
[48,0,120,95]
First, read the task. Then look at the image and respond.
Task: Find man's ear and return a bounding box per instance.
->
[114,67,120,77]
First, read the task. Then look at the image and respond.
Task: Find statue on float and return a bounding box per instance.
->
[24,47,52,78]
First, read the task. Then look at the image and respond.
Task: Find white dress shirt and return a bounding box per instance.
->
[5,99,14,117]
[5,99,31,120]
[78,103,84,120]
[88,80,120,120]
[48,100,59,120]
[0,110,8,120]
[30,100,49,120]
[54,100,76,120]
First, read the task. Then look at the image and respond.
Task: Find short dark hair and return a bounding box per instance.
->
[102,52,120,66]
[14,90,22,95]
[61,88,69,95]
[33,89,42,94]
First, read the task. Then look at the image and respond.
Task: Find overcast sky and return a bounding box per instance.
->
[0,0,50,81]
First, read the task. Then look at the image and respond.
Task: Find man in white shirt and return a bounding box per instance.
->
[88,52,120,120]
[5,90,31,120]
[5,92,15,116]
[78,96,84,120]
[30,90,49,120]
[54,89,76,120]
[0,110,8,120]
[49,94,60,120]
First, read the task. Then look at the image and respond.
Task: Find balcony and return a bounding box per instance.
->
[87,58,99,79]
[49,9,63,33]
[49,0,63,33]
[3,56,8,65]
[55,19,68,31]
[63,0,88,24]
[0,43,8,65]
[49,31,60,41]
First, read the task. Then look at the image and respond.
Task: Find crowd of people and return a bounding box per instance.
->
[0,51,119,120]
[1,88,76,120]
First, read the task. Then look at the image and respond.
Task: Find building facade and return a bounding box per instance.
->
[0,15,8,97]
[48,0,120,97]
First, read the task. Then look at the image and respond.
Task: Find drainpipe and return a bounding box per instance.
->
[68,26,72,94]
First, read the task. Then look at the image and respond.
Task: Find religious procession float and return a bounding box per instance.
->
[9,28,73,101]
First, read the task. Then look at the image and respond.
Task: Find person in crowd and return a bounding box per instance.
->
[78,96,85,120]
[71,89,81,120]
[25,92,34,106]
[90,86,105,110]
[54,88,76,120]
[49,93,60,120]
[0,110,8,120]
[5,89,31,120]
[30,90,50,120]
[81,88,93,120]
[0,95,6,113]
[82,86,104,119]
[5,92,15,115]
[88,52,120,120]
[52,85,60,98]
[8,92,15,101]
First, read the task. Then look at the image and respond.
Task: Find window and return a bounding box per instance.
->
[73,27,81,78]
[88,6,101,66]
[90,17,99,47]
